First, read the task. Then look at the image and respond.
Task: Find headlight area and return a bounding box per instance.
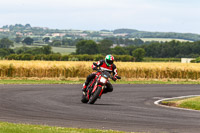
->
[99,77,107,84]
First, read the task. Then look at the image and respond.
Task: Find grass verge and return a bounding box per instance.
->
[0,79,83,84]
[161,96,200,111]
[1,79,200,84]
[0,121,129,133]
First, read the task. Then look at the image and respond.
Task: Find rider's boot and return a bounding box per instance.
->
[82,83,87,95]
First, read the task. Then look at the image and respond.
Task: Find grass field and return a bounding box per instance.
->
[51,46,75,55]
[0,122,128,133]
[11,43,76,55]
[140,38,192,42]
[161,96,200,110]
[1,78,200,84]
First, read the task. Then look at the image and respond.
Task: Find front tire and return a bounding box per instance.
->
[81,92,89,103]
[88,86,102,104]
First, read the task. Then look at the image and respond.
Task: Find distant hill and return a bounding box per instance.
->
[1,24,200,41]
[113,28,200,41]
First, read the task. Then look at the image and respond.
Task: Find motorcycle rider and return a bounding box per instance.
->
[82,54,118,94]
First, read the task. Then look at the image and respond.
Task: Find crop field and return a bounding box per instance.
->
[138,38,192,42]
[0,61,200,80]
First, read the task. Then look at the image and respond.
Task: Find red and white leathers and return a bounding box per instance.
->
[82,60,118,93]
[92,60,118,79]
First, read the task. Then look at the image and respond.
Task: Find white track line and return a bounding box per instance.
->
[154,95,200,112]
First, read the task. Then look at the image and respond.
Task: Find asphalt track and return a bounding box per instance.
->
[0,84,200,133]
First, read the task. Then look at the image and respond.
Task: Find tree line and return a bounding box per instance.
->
[1,37,200,62]
[5,54,133,61]
[75,39,200,58]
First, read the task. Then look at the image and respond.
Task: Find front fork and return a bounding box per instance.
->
[88,82,105,99]
[99,85,104,97]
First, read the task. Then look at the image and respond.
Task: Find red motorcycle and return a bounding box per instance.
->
[81,63,121,104]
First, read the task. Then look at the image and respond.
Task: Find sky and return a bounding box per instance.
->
[0,0,200,34]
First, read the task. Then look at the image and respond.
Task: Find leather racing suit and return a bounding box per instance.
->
[83,60,118,94]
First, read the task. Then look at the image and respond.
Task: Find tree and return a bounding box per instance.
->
[98,39,113,55]
[22,37,34,45]
[43,37,50,43]
[76,40,99,54]
[144,42,161,57]
[42,45,52,54]
[15,35,22,43]
[0,49,9,57]
[0,48,15,57]
[0,38,14,48]
[132,48,146,62]
[133,38,144,45]
[111,46,127,55]
[49,40,62,46]
[62,38,74,46]
[25,24,31,28]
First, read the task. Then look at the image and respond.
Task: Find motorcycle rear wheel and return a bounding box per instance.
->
[88,86,102,104]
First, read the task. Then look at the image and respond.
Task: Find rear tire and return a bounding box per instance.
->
[88,86,102,104]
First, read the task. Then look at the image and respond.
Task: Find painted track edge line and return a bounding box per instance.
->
[154,95,200,112]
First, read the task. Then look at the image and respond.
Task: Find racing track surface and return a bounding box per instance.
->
[0,84,200,133]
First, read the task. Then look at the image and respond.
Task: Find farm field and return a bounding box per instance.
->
[51,46,75,55]
[140,38,192,42]
[1,61,200,80]
[11,43,76,55]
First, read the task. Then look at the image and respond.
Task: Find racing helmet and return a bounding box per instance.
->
[105,54,114,66]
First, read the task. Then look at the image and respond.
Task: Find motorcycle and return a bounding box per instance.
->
[81,63,121,104]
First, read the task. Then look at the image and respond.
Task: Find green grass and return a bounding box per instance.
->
[0,79,83,84]
[162,96,200,110]
[0,122,129,133]
[51,46,76,55]
[1,79,200,84]
[179,97,200,110]
[11,43,76,55]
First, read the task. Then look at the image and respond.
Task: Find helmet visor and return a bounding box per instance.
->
[107,60,113,65]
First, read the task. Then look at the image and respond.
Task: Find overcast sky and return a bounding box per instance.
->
[0,0,200,34]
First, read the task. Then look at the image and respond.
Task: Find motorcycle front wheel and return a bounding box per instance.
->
[81,92,89,103]
[88,86,102,104]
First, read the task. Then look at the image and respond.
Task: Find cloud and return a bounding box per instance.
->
[0,0,200,33]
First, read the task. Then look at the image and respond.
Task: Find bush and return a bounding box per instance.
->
[113,55,133,62]
[21,54,33,60]
[143,57,181,62]
[47,54,62,61]
[34,54,47,60]
[68,57,79,61]
[6,54,18,60]
[5,54,135,62]
[93,54,104,61]
[61,55,69,61]
[191,57,200,63]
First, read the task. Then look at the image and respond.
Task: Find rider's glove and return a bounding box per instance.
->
[93,67,97,70]
[112,76,117,81]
